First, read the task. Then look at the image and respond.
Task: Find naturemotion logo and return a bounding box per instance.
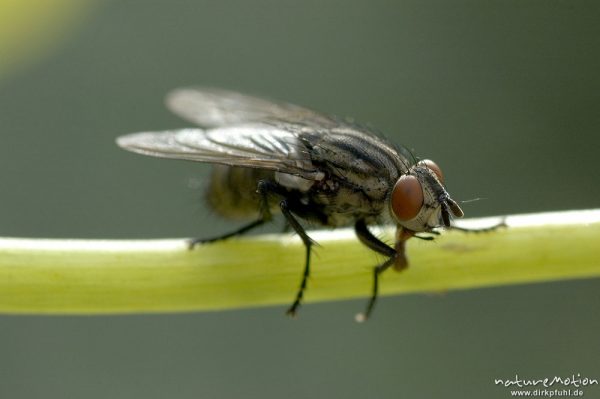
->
[494,373,598,397]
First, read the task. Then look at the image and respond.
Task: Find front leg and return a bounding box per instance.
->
[354,220,412,322]
[449,218,507,233]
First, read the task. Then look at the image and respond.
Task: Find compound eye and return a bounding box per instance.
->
[420,159,444,183]
[391,175,424,221]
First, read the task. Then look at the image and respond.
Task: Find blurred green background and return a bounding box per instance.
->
[1,1,599,398]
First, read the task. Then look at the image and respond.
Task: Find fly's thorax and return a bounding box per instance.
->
[388,160,464,232]
[275,171,316,192]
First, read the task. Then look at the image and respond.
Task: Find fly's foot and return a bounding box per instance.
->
[187,237,213,250]
[354,312,368,323]
[286,302,301,318]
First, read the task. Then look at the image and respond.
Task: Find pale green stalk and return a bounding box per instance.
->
[0,209,598,315]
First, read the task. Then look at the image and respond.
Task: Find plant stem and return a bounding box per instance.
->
[0,209,598,315]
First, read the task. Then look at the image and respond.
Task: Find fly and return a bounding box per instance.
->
[116,87,466,321]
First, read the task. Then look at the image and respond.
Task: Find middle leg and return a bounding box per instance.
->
[280,199,316,317]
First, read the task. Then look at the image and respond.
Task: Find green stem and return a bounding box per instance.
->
[0,209,598,315]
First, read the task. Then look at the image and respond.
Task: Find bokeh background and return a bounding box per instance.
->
[1,1,599,398]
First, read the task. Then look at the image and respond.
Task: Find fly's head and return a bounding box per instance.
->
[389,159,464,233]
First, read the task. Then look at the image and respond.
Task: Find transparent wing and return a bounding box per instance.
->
[116,123,324,180]
[165,87,336,128]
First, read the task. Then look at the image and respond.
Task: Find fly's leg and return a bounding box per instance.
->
[413,231,439,241]
[354,220,399,322]
[449,218,507,234]
[188,180,275,248]
[355,257,395,323]
[280,200,315,318]
[189,219,266,248]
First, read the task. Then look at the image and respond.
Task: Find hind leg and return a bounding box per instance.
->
[188,180,280,248]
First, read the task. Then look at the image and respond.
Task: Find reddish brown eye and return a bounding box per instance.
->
[391,175,424,221]
[420,159,444,183]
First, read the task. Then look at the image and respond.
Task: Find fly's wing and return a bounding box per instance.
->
[164,87,413,163]
[165,87,336,129]
[116,123,324,180]
[122,87,416,181]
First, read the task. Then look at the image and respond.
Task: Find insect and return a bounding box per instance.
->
[116,87,465,321]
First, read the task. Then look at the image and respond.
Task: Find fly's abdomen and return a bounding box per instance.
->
[205,165,275,220]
